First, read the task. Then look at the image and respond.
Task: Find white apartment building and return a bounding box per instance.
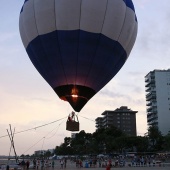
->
[145,69,170,135]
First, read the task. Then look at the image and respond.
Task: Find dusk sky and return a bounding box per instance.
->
[1,0,170,156]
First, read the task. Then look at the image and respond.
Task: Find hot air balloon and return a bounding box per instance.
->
[19,0,138,112]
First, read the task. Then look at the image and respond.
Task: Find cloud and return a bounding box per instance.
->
[100,88,128,99]
[0,32,18,43]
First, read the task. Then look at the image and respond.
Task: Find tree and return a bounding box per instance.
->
[146,126,163,151]
[44,150,51,158]
[163,132,170,151]
[126,136,149,152]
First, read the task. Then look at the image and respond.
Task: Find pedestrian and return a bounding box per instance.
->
[89,160,92,168]
[21,160,26,170]
[153,159,155,166]
[33,159,36,169]
[106,164,111,170]
[99,159,102,167]
[79,159,83,168]
[64,158,67,168]
[148,157,151,167]
[6,165,9,170]
[52,160,55,168]
[60,159,64,169]
[45,160,48,168]
[41,159,44,169]
[26,160,30,169]
[76,159,79,168]
[36,160,40,169]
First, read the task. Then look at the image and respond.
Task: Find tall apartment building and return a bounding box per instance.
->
[145,69,170,135]
[95,106,137,136]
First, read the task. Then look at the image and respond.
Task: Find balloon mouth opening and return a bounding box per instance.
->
[71,94,78,98]
[54,85,96,112]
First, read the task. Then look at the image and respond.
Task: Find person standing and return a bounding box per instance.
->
[33,159,36,169]
[6,165,9,170]
[26,160,30,169]
[52,160,55,168]
[21,160,26,170]
[36,160,40,169]
[60,159,64,169]
[64,158,67,168]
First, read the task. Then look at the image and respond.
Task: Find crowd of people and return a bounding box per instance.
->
[5,154,169,170]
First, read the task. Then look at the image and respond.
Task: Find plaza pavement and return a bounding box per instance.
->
[51,160,170,170]
[48,165,170,170]
[1,159,170,170]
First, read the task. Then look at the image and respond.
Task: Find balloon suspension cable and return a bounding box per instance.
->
[22,120,65,155]
[79,115,95,122]
[22,137,45,155]
[75,111,94,122]
[41,137,45,154]
[0,116,67,139]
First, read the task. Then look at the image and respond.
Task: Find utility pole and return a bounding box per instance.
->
[7,124,18,163]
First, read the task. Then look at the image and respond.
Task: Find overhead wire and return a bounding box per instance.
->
[0,114,95,139]
[41,137,45,151]
[0,116,68,139]
[0,110,97,156]
[22,137,45,155]
[1,113,96,155]
[45,120,65,139]
[78,115,95,122]
[22,118,66,155]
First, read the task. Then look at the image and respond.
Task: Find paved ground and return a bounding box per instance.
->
[46,165,170,170]
[52,165,170,170]
[51,160,170,170]
[1,160,170,170]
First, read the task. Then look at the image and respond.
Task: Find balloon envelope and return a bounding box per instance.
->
[19,0,138,112]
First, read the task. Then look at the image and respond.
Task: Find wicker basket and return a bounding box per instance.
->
[66,115,79,131]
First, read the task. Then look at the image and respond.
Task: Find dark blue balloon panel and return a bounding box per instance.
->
[26,30,127,90]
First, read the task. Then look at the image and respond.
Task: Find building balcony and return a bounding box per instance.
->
[95,124,103,128]
[145,87,151,92]
[145,77,149,83]
[107,117,114,121]
[148,120,158,126]
[145,86,156,92]
[146,102,152,106]
[147,115,158,122]
[146,94,156,101]
[147,112,157,118]
[146,91,156,98]
[102,118,107,123]
[102,117,114,122]
[146,107,152,112]
[147,111,153,116]
[147,105,157,112]
[145,79,155,87]
[146,101,157,107]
